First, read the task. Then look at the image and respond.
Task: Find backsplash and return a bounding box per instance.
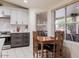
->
[0,18,10,32]
[10,25,28,33]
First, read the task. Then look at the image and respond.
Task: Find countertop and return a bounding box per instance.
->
[0,34,11,38]
[11,32,30,33]
[0,31,30,38]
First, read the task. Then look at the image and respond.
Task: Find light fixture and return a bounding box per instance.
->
[24,0,28,3]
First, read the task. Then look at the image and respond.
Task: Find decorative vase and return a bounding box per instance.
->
[17,26,20,32]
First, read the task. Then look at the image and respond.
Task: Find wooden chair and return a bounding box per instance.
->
[33,31,48,58]
[33,31,38,57]
[45,31,64,58]
[54,31,64,57]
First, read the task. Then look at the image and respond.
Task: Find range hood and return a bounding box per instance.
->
[0,14,10,18]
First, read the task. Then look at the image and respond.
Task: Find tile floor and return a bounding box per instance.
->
[2,47,33,58]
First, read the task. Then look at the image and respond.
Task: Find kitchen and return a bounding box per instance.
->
[0,1,30,49]
[0,0,79,58]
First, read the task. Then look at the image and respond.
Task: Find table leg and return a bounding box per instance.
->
[52,44,55,58]
[41,43,43,58]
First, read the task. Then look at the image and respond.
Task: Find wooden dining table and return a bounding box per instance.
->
[37,36,56,58]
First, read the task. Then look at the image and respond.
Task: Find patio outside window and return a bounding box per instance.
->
[55,2,79,42]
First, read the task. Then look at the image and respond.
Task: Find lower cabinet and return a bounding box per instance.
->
[11,33,30,48]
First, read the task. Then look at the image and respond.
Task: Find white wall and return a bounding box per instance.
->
[63,40,79,58]
[47,11,55,37]
[29,9,37,57]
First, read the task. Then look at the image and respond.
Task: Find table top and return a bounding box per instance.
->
[37,36,55,44]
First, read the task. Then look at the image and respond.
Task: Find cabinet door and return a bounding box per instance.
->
[0,7,4,15]
[11,33,23,47]
[23,33,30,46]
[11,38,23,47]
[22,11,29,25]
[17,10,22,25]
[10,10,17,24]
[3,7,11,15]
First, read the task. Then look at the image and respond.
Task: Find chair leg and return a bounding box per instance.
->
[52,45,56,58]
[46,50,48,58]
[33,52,35,58]
[36,51,38,58]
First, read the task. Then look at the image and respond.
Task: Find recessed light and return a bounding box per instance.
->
[24,0,28,3]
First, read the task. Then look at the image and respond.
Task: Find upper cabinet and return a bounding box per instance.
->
[36,12,47,31]
[16,9,23,25]
[0,6,29,25]
[10,9,17,24]
[3,7,11,16]
[0,6,11,16]
[10,8,29,25]
[22,10,29,25]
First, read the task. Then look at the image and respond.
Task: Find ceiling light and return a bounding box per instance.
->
[24,0,28,3]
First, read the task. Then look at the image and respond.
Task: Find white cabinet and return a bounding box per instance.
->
[10,8,22,24]
[10,8,29,25]
[22,10,29,25]
[0,7,11,16]
[0,7,3,15]
[3,7,11,15]
[10,9,17,24]
[16,10,23,24]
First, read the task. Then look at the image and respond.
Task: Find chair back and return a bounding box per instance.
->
[33,31,38,52]
[0,38,5,53]
[55,31,64,40]
[55,31,64,51]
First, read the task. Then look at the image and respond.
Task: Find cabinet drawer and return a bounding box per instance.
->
[11,37,23,41]
[23,33,30,36]
[11,41,23,47]
[11,36,23,39]
[23,37,29,39]
[11,33,30,47]
[23,42,29,46]
[11,38,22,42]
[11,33,23,37]
[23,40,29,46]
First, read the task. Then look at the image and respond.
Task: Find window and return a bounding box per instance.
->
[55,8,65,31]
[55,2,79,42]
[66,2,79,42]
[77,16,79,34]
[55,18,64,31]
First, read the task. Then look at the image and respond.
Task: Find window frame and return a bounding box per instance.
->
[54,1,79,42]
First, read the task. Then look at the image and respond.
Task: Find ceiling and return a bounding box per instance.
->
[3,0,74,9]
